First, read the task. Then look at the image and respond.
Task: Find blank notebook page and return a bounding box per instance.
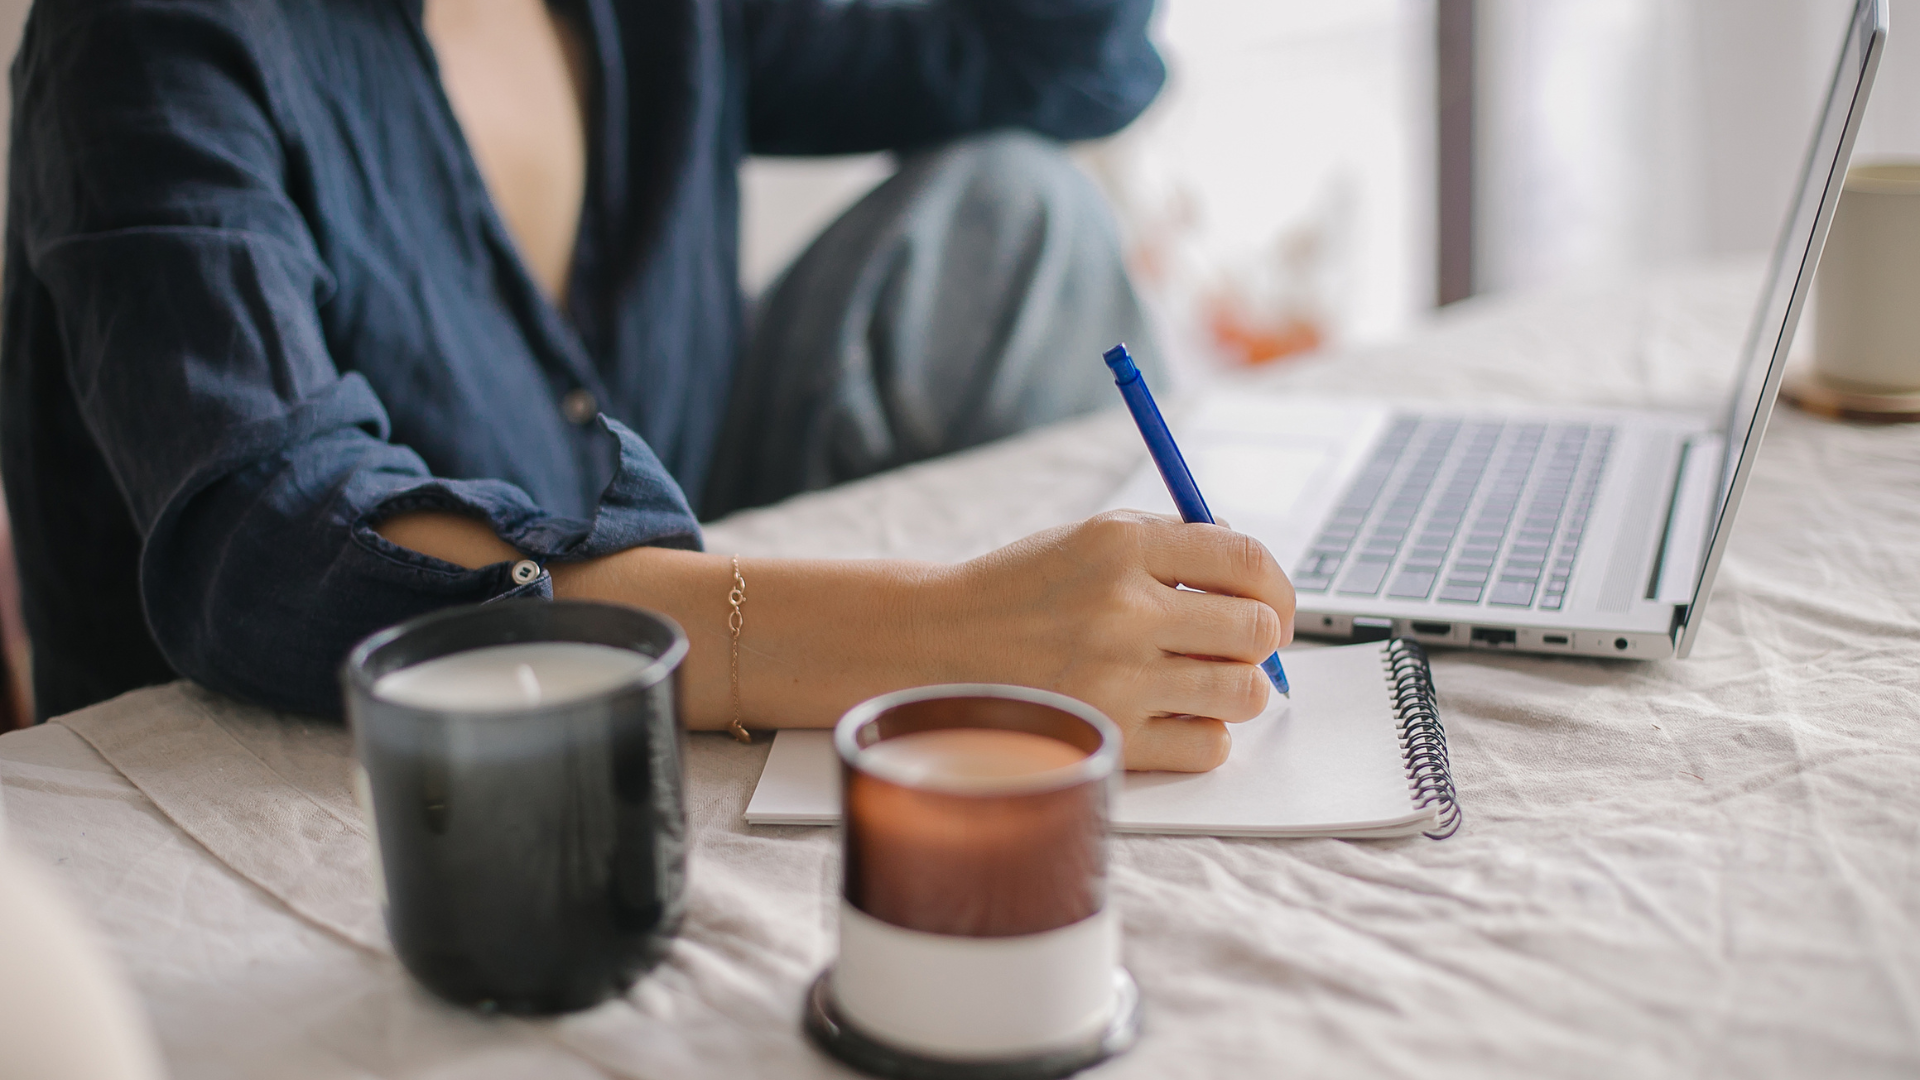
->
[1117,641,1427,836]
[746,640,1437,839]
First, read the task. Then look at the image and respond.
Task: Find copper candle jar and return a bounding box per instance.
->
[805,685,1140,1080]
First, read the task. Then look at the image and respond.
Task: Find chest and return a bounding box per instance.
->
[268,0,747,495]
[421,0,589,305]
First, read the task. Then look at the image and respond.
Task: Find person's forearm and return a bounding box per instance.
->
[376,511,524,569]
[374,511,942,731]
[375,508,1294,771]
[550,548,940,731]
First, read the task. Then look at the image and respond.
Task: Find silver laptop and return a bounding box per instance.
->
[1110,0,1886,660]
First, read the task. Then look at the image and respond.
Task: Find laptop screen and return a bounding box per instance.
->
[1679,0,1885,654]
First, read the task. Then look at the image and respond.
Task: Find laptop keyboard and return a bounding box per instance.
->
[1292,418,1613,611]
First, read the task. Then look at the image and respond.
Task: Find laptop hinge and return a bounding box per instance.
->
[1648,437,1723,605]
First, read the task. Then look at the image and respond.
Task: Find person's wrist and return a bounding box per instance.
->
[869,560,949,689]
[902,558,1023,690]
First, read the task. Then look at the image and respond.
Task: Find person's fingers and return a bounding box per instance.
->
[1122,714,1233,772]
[1136,521,1295,639]
[1086,508,1181,531]
[1139,655,1271,725]
[1150,589,1285,664]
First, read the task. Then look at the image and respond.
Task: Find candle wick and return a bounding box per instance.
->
[515,664,542,705]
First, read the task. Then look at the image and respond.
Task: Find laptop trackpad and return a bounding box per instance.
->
[1185,440,1329,525]
[1105,430,1336,526]
[1102,396,1384,562]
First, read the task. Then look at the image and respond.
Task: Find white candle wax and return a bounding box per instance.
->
[373,642,653,711]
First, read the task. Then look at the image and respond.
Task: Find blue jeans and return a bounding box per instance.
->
[702,131,1163,519]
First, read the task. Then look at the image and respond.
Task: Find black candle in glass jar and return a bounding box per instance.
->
[342,600,688,1014]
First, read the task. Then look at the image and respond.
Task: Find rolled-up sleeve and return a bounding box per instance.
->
[18,3,698,715]
[738,0,1165,155]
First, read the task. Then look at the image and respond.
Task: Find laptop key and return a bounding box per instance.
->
[1337,562,1390,596]
[1438,583,1483,603]
[1387,570,1437,599]
[1294,576,1333,593]
[1488,580,1536,606]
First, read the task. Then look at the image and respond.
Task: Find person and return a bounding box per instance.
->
[0,0,1293,771]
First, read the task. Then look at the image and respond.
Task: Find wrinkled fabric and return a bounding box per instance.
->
[0,0,1164,720]
[2,265,1918,1078]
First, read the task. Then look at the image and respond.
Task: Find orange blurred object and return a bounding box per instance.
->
[1206,297,1323,366]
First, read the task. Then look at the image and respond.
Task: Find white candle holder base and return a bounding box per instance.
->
[803,966,1140,1080]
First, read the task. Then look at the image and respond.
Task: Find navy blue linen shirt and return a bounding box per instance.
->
[0,0,1161,719]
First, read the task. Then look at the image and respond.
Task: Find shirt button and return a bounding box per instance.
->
[561,389,598,425]
[510,560,542,586]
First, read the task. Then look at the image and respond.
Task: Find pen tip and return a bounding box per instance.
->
[1102,343,1137,379]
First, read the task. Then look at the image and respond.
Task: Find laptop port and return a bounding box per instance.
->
[1351,617,1395,643]
[1410,621,1453,637]
[1471,627,1517,647]
[1542,634,1570,645]
[1615,637,1630,651]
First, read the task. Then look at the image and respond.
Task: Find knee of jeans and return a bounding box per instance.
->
[909,129,1099,217]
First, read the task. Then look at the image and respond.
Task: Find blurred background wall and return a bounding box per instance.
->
[1478,0,1920,296]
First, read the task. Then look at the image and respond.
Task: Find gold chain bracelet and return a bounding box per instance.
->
[727,556,751,743]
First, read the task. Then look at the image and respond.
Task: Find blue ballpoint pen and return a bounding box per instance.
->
[1103,343,1291,697]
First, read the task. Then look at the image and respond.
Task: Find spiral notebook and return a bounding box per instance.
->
[745,639,1461,840]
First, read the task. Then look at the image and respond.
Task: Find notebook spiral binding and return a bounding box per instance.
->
[1384,639,1461,839]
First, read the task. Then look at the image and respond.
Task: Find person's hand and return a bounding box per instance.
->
[922,510,1294,772]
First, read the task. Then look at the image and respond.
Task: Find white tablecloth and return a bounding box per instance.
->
[4,264,1918,1079]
